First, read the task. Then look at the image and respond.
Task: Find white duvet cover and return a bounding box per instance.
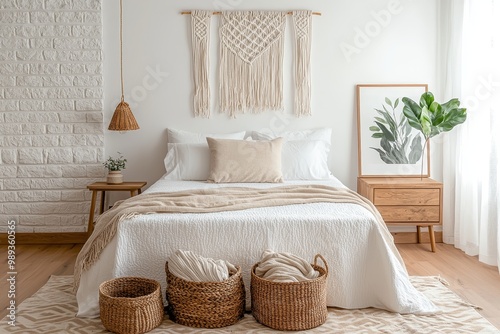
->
[76,178,438,317]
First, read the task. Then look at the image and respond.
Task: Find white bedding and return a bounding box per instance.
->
[76,177,438,317]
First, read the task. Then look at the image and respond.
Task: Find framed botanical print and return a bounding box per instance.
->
[356,84,430,177]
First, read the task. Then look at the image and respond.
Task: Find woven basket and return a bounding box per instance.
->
[99,277,164,334]
[251,254,329,331]
[165,262,245,328]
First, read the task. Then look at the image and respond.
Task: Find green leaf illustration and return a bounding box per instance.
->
[369,97,423,165]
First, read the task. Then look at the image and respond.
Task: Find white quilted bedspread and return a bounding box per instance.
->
[76,178,438,317]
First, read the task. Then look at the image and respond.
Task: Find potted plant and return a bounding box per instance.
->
[402,92,467,179]
[103,152,127,184]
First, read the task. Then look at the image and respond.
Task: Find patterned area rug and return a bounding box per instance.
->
[1,276,499,333]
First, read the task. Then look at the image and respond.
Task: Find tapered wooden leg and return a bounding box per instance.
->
[99,191,105,214]
[87,191,97,236]
[416,226,421,244]
[428,225,436,252]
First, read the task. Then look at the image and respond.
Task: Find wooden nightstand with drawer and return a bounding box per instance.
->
[357,177,443,252]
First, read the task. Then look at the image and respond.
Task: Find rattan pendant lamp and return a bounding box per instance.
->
[108,0,139,131]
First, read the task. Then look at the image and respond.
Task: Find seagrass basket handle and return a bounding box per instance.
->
[313,254,328,276]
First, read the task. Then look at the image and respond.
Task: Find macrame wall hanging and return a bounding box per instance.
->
[190,10,212,118]
[292,10,313,117]
[184,10,319,118]
[219,11,287,117]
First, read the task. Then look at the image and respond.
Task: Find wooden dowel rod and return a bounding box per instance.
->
[180,11,321,16]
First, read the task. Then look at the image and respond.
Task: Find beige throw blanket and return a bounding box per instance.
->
[74,185,397,290]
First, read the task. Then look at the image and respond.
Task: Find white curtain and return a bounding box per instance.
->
[438,0,465,246]
[441,0,500,271]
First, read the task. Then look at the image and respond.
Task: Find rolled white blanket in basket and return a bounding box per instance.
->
[255,250,319,282]
[168,250,237,282]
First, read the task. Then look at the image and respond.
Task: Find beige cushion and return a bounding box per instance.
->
[207,137,284,183]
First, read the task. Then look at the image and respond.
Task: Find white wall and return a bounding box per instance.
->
[103,0,438,194]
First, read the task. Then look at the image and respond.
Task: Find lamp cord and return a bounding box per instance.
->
[119,0,124,102]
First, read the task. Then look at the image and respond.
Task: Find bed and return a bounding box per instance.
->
[75,128,438,318]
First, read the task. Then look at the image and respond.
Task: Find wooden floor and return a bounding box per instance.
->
[1,243,499,329]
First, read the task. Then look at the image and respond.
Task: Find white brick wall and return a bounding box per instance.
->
[0,0,104,233]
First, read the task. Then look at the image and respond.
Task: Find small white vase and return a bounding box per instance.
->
[106,170,123,184]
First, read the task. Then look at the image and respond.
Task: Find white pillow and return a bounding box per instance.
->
[251,128,332,144]
[163,143,210,180]
[252,128,333,180]
[164,129,247,180]
[281,140,333,180]
[168,128,246,144]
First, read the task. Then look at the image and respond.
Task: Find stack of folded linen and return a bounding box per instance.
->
[168,250,237,282]
[254,250,319,282]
